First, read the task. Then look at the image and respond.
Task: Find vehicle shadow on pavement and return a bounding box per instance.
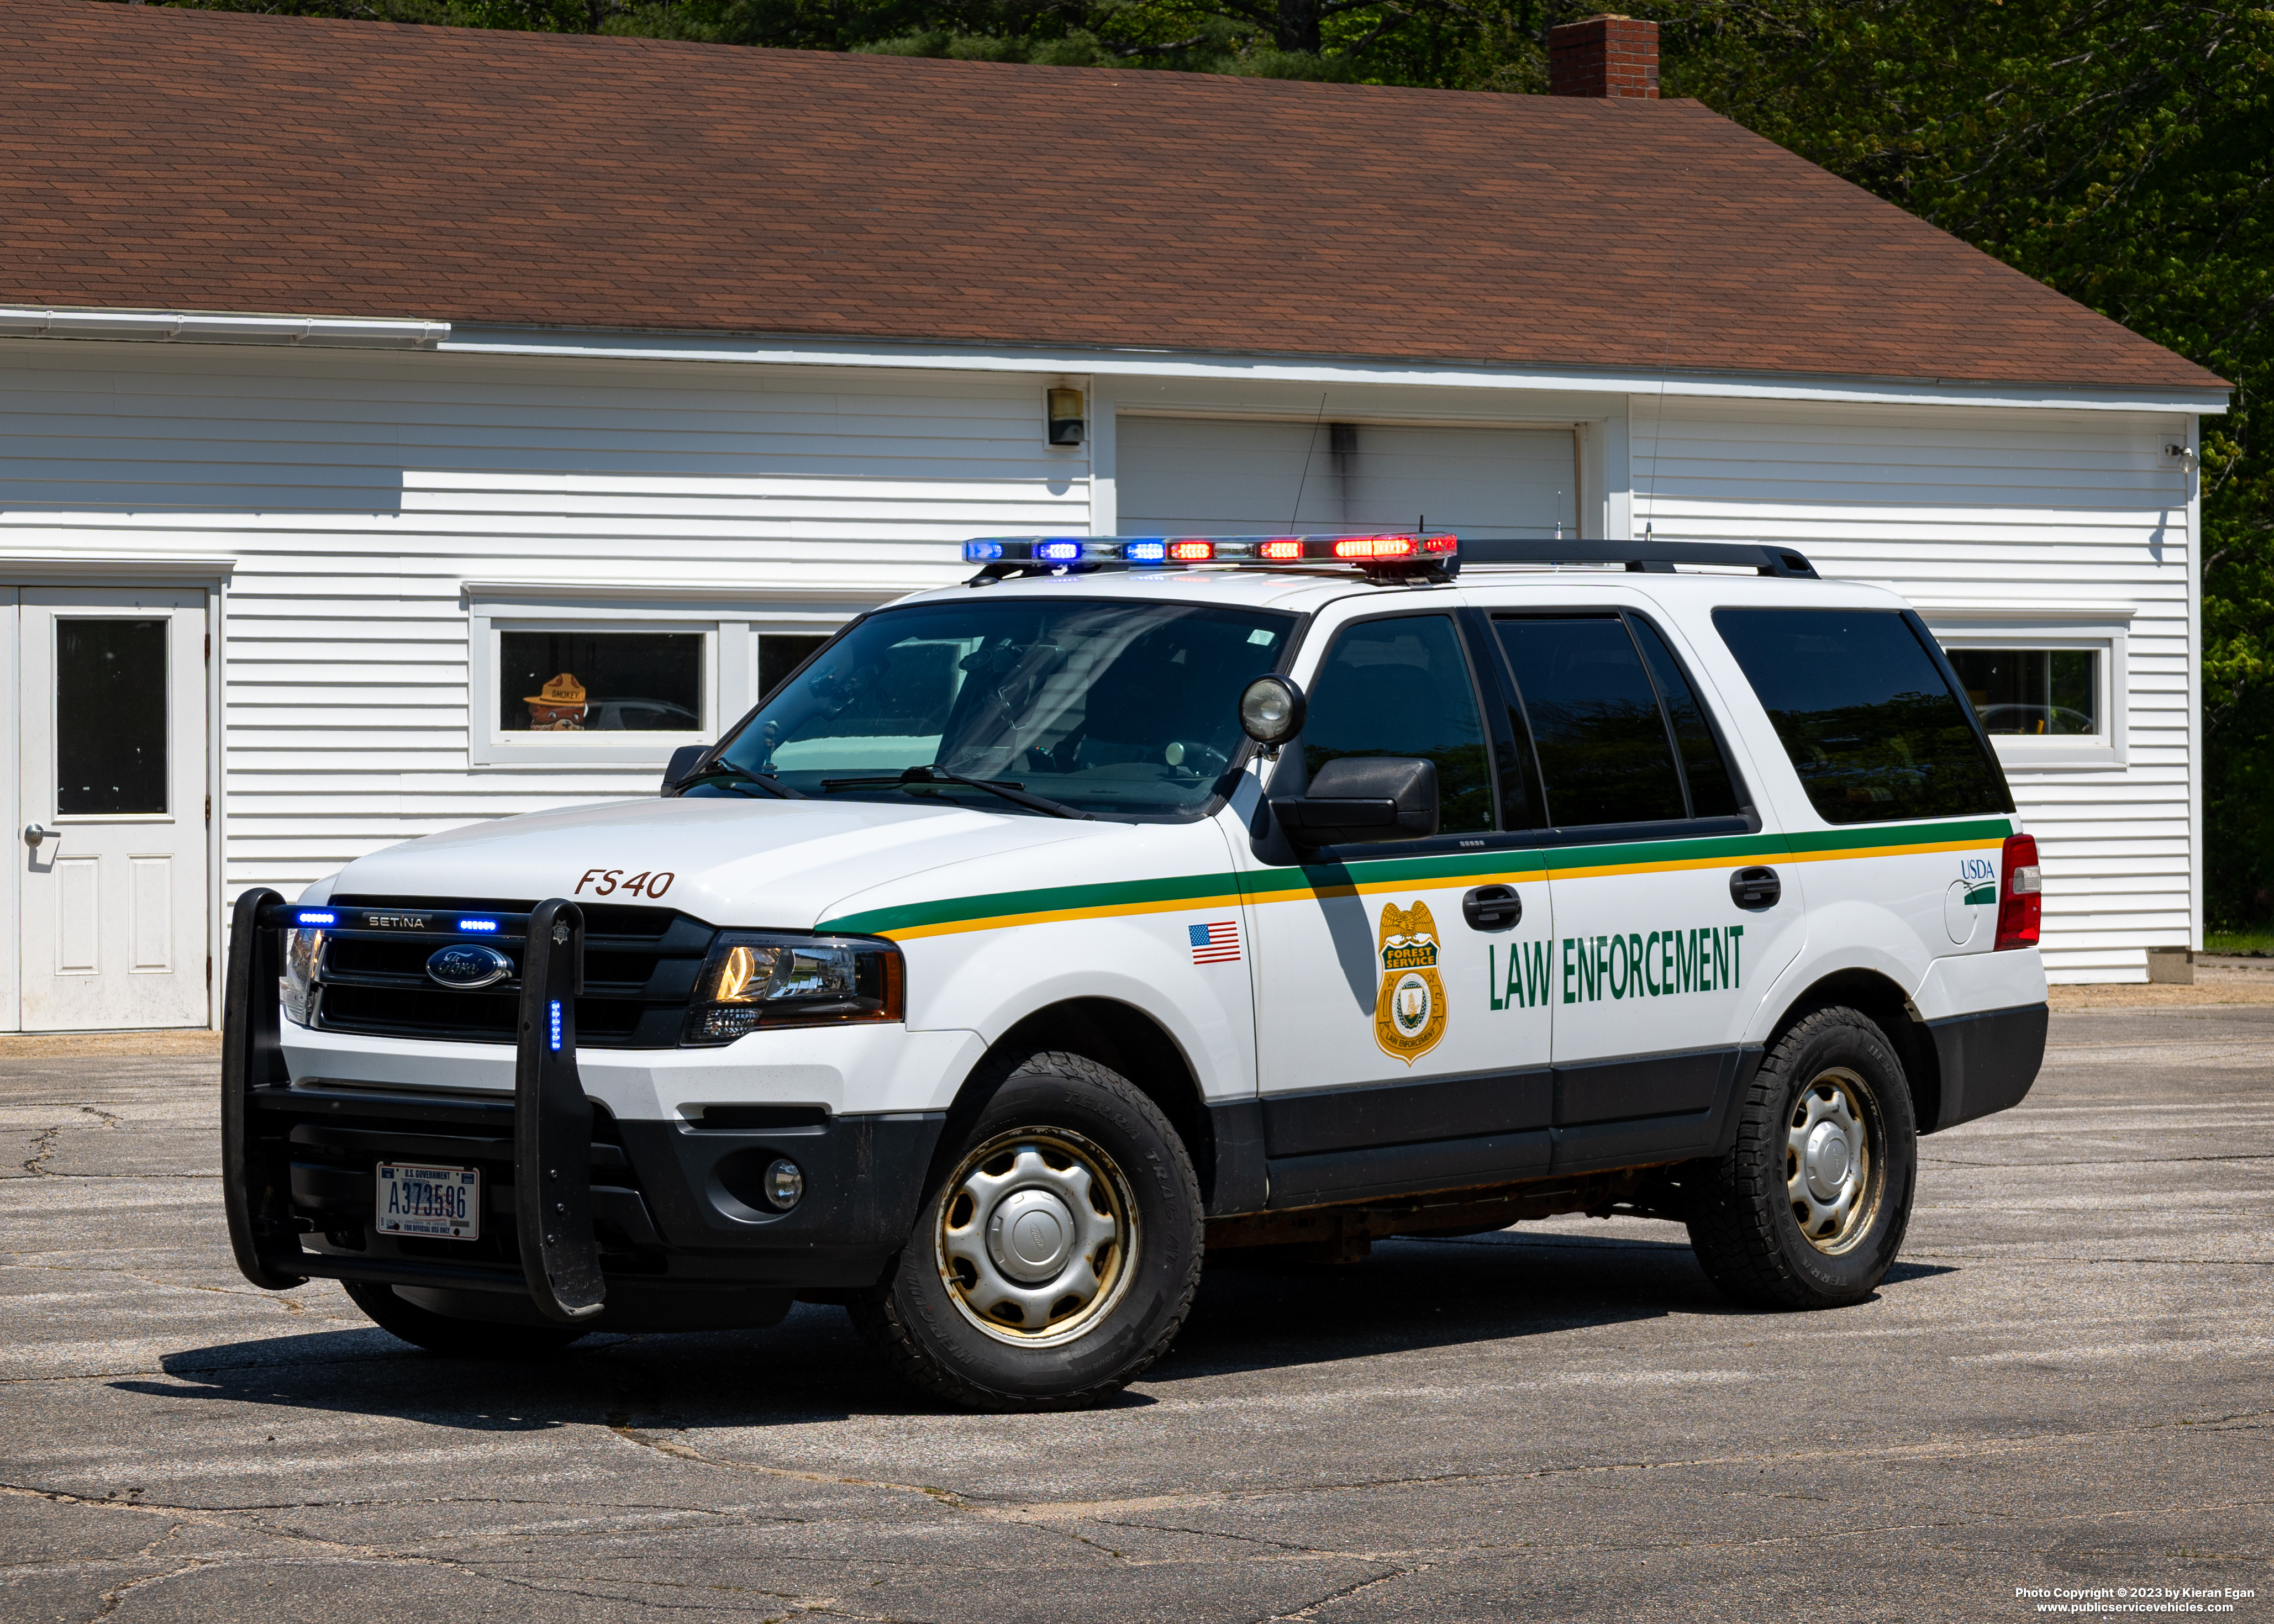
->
[1157,1231,1958,1382]
[1160,1230,1721,1382]
[110,1235,1957,1428]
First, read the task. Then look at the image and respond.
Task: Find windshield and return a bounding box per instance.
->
[699,597,1298,816]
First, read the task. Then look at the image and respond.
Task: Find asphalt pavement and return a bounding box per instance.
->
[3,1007,2270,1622]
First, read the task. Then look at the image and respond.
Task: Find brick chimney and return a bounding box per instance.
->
[1549,13,1660,99]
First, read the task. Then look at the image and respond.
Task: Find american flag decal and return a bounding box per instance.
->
[1188,920,1241,964]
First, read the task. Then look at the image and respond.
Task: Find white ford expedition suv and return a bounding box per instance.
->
[221,534,2049,1411]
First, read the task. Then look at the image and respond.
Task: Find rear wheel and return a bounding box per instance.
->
[1685,1005,1917,1309]
[343,1280,589,1358]
[851,1050,1203,1412]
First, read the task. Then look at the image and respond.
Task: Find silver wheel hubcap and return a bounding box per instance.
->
[1786,1070,1875,1253]
[937,1131,1135,1347]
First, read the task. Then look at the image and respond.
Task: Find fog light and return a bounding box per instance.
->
[764,1158,804,1211]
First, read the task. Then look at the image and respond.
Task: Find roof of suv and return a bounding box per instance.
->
[897,564,1910,616]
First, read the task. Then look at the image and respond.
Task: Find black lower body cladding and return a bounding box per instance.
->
[613,1111,945,1283]
[1926,1001,2050,1131]
[271,1080,946,1321]
[1219,1045,1763,1211]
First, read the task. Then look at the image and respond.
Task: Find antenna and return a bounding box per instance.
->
[1288,393,1328,529]
[1638,167,1686,539]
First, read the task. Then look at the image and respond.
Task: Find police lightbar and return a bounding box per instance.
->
[963,534,1459,573]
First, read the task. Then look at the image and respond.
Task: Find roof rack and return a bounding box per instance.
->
[1455,539,1818,578]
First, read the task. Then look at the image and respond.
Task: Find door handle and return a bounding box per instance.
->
[1462,884,1522,932]
[1730,866,1781,911]
[23,824,59,850]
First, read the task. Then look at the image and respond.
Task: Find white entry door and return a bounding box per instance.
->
[15,588,210,1031]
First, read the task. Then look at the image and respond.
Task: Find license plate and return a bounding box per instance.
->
[374,1162,481,1241]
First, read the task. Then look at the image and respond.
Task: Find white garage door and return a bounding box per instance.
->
[1117,416,1579,537]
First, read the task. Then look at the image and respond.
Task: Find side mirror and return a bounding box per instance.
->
[1238,674,1307,748]
[1271,756,1439,847]
[661,744,710,794]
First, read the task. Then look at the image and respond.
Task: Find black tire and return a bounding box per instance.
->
[343,1280,590,1358]
[850,1049,1203,1412]
[1685,1005,1917,1310]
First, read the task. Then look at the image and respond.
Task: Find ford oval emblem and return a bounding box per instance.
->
[426,942,514,991]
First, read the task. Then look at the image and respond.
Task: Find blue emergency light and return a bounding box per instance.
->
[456,918,501,933]
[294,910,336,926]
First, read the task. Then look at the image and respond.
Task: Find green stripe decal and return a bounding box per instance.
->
[818,814,2012,940]
[1780,816,2013,855]
[823,869,1248,938]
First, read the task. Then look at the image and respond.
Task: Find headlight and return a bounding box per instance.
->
[683,931,904,1045]
[280,927,324,1026]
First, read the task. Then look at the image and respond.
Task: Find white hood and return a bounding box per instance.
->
[324,795,1099,929]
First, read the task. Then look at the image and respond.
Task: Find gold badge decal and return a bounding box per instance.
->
[1373,900,1447,1065]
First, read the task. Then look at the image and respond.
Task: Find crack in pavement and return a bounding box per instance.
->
[23,1121,61,1178]
[4,1484,851,1620]
[606,1422,971,1508]
[1922,1152,2274,1167]
[20,1106,130,1182]
[1260,1564,1415,1621]
[1899,1254,2274,1268]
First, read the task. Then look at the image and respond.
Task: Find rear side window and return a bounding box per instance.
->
[1713,608,2010,825]
[1303,614,1494,835]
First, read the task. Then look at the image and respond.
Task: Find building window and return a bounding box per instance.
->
[464,588,888,768]
[1923,612,2129,771]
[499,630,707,735]
[759,634,830,702]
[1947,648,2102,740]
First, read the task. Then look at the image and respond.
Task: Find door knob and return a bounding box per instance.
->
[1462,884,1522,932]
[23,824,59,849]
[1730,866,1781,910]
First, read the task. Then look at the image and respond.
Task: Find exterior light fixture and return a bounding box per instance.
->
[1047,387,1085,446]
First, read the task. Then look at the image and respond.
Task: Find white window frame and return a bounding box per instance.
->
[1922,607,2132,770]
[465,584,892,767]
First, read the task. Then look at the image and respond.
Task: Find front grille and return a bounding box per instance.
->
[312,895,715,1048]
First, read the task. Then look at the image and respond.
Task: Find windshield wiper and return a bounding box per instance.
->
[675,764,807,800]
[819,764,1091,820]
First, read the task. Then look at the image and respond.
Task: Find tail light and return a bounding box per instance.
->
[1995,832,2041,951]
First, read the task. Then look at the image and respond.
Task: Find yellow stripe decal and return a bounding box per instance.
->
[859,831,2010,942]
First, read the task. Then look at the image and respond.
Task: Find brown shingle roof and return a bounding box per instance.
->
[0,0,2223,391]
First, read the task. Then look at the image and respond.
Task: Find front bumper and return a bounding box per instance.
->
[223,891,949,1330]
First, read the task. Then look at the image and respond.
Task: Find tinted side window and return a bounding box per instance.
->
[1496,616,1685,827]
[1629,616,1741,819]
[1303,614,1493,835]
[1713,607,2010,825]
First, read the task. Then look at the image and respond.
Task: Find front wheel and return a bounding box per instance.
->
[1685,1005,1918,1309]
[851,1050,1203,1411]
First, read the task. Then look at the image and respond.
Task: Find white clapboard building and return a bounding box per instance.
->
[0,5,2228,1029]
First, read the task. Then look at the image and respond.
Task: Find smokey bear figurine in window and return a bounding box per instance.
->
[526,672,589,731]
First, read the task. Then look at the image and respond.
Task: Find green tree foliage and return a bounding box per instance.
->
[1653,3,2272,921]
[134,0,2274,919]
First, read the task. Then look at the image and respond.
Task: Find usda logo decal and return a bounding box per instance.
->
[1958,854,1998,906]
